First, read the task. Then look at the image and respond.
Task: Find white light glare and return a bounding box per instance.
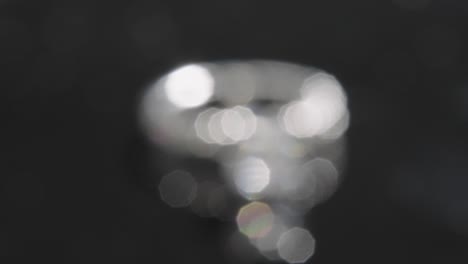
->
[164,64,214,109]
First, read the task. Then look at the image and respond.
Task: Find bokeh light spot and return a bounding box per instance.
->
[236,202,275,239]
[282,100,323,138]
[164,64,214,109]
[221,109,246,141]
[233,157,271,195]
[277,227,316,263]
[159,170,197,208]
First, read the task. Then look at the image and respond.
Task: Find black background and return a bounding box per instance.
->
[3,0,468,262]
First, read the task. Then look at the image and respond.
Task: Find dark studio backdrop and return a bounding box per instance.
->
[3,0,468,263]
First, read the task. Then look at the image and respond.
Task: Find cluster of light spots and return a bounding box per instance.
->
[280,73,347,139]
[141,60,348,159]
[158,170,197,208]
[195,106,257,145]
[277,227,316,264]
[232,157,271,197]
[164,64,214,109]
[236,202,275,239]
[140,61,348,263]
